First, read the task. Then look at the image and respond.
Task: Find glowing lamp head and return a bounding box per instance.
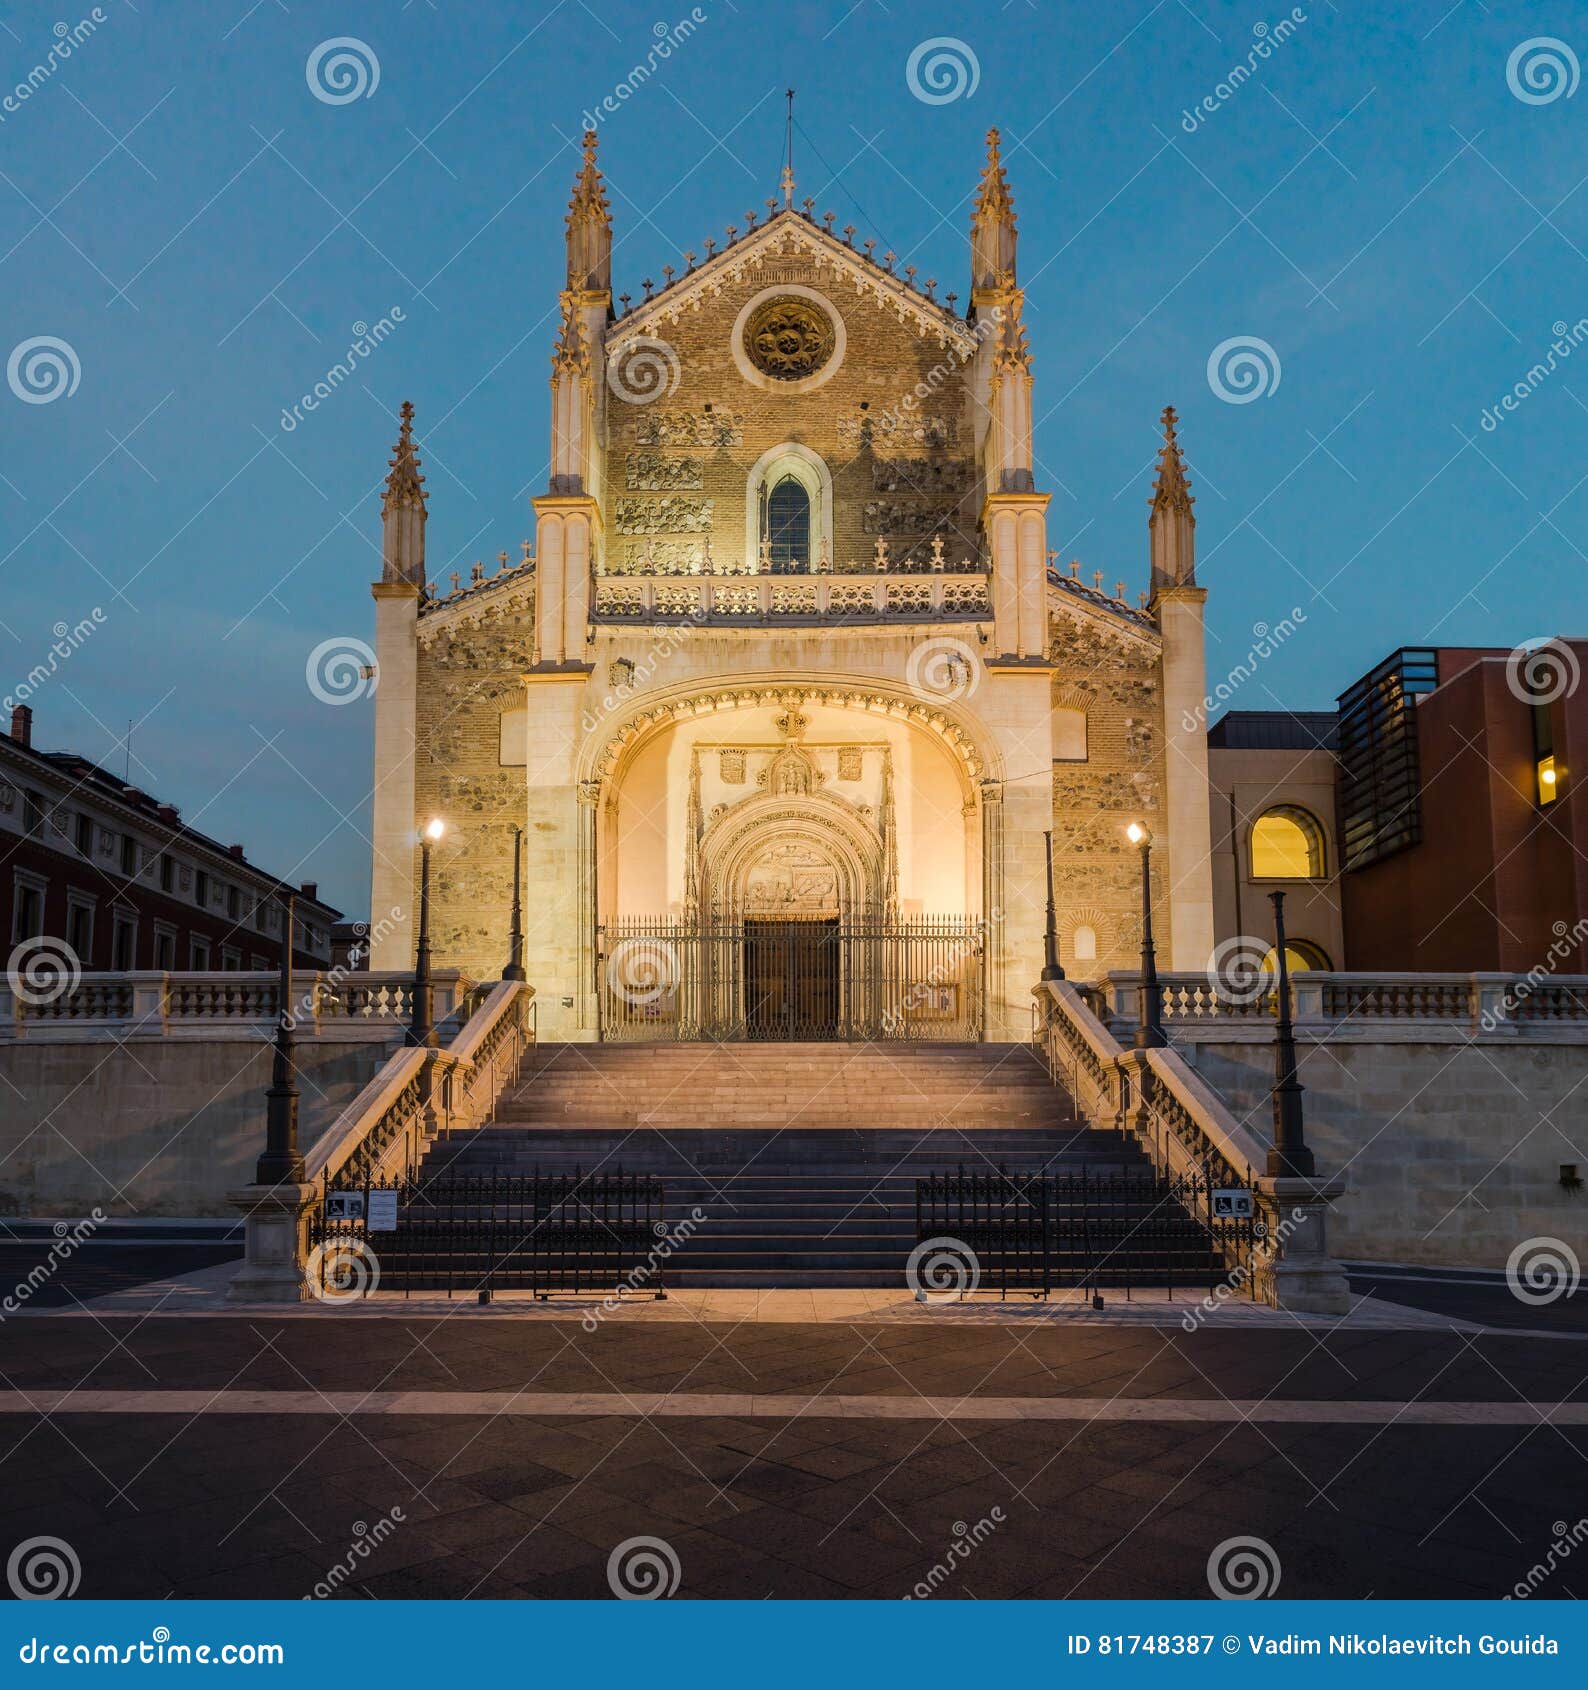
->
[423,817,446,842]
[1126,822,1148,846]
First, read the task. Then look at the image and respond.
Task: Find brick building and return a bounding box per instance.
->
[2,705,339,976]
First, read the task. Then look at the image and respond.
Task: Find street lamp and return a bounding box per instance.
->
[411,818,445,1048]
[1040,828,1065,982]
[1267,890,1314,1177]
[254,891,303,1185]
[504,825,526,983]
[1126,822,1166,1049]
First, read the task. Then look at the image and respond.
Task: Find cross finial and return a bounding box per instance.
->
[782,88,796,207]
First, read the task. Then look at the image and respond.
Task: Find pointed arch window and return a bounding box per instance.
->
[763,476,811,574]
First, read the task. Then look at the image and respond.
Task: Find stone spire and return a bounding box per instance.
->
[971,127,1018,296]
[379,401,427,585]
[1149,406,1197,592]
[565,128,612,295]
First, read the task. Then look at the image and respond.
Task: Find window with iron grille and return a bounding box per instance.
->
[1336,647,1439,872]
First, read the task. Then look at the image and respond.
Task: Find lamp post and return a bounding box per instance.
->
[1126,823,1166,1049]
[1040,828,1065,982]
[1267,890,1314,1177]
[504,825,526,983]
[254,892,303,1185]
[411,818,444,1048]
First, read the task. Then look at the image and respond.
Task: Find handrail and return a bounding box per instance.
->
[303,980,534,1193]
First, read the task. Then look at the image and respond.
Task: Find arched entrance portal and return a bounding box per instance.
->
[593,693,987,1041]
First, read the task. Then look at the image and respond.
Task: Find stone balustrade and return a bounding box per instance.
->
[592,569,991,625]
[1089,971,1588,1042]
[0,970,471,1043]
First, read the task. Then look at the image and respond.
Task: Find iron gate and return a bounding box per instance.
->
[914,1166,1263,1300]
[597,916,986,1042]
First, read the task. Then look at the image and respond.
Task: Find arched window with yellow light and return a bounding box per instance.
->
[1248,805,1327,880]
[1261,938,1333,975]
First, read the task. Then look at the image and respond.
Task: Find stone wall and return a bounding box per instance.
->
[0,1038,394,1218]
[1049,605,1167,979]
[1186,1035,1587,1268]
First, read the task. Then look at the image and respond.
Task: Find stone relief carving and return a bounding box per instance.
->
[613,497,714,535]
[719,750,746,783]
[872,458,974,494]
[625,452,703,491]
[838,415,955,450]
[837,747,863,781]
[862,501,956,537]
[741,295,836,381]
[631,410,744,447]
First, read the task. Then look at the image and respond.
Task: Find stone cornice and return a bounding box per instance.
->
[1047,577,1161,651]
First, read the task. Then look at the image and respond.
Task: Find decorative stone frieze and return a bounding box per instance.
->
[613,497,714,535]
[625,452,703,491]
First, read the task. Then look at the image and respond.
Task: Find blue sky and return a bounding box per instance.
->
[3,0,1587,915]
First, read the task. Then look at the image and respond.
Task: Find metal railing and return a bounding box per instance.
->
[598,916,986,1042]
[312,1169,667,1298]
[915,1165,1260,1302]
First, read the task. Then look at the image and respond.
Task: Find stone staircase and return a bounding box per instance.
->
[408,1042,1223,1289]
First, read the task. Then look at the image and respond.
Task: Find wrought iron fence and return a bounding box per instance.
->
[310,1170,668,1298]
[915,1165,1263,1301]
[597,915,986,1042]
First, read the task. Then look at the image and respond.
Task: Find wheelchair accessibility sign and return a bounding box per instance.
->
[1211,1189,1254,1220]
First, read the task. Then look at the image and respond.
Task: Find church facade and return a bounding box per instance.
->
[365,131,1215,1042]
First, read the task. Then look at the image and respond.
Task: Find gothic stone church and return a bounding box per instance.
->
[365,131,1215,1044]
